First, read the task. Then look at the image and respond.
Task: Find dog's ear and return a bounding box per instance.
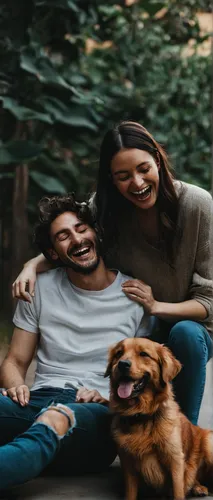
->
[104,346,116,378]
[158,345,182,384]
[104,360,112,378]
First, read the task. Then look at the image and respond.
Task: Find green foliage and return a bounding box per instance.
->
[0,0,211,218]
[0,140,44,164]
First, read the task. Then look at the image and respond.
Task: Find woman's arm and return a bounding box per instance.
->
[123,190,213,324]
[12,254,51,302]
[150,298,207,321]
[122,280,208,322]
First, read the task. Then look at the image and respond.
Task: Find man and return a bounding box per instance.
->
[0,194,146,487]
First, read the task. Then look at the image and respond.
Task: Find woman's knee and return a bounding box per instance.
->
[168,321,209,359]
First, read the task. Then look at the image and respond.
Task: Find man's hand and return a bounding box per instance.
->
[2,385,30,406]
[76,387,108,405]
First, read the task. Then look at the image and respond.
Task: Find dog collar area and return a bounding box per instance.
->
[117,409,162,428]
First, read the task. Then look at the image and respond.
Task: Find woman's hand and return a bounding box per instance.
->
[122,280,208,321]
[76,387,108,404]
[12,255,52,302]
[122,279,157,314]
[12,264,36,302]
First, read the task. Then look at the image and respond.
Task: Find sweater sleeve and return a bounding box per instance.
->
[188,191,213,321]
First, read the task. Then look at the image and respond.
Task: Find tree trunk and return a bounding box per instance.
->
[10,163,29,302]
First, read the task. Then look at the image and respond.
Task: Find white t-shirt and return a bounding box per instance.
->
[13,268,147,399]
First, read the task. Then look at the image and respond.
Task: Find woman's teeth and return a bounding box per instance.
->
[131,186,151,197]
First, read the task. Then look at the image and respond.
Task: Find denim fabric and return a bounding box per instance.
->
[0,387,116,488]
[150,319,213,425]
[0,423,60,490]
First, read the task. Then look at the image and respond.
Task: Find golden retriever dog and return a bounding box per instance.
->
[105,338,213,500]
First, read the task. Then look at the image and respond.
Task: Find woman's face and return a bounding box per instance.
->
[110,148,160,210]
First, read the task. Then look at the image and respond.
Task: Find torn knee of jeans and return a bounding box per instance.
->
[34,403,76,439]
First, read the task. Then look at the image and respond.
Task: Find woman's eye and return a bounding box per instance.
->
[139,167,150,174]
[118,176,129,182]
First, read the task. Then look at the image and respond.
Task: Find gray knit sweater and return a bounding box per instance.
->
[103,182,213,335]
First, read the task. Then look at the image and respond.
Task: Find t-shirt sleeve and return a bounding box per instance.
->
[13,293,39,334]
[134,311,155,338]
[188,192,213,321]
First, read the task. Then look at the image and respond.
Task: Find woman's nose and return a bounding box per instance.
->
[131,173,144,190]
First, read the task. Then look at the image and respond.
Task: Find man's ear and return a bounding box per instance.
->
[158,345,182,384]
[48,248,59,261]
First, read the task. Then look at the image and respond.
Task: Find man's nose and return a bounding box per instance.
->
[71,233,83,245]
[118,359,131,373]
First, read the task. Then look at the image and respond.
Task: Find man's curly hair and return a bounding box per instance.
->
[34,193,102,265]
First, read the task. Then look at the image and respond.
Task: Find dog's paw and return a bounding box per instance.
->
[191,484,209,497]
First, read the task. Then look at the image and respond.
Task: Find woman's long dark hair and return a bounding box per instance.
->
[95,121,181,264]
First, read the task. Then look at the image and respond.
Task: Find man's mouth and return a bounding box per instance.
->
[72,245,91,258]
[131,185,152,200]
[117,374,149,399]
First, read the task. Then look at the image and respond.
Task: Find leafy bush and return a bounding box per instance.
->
[0,0,211,201]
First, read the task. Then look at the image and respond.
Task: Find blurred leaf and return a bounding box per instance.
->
[142,1,167,16]
[0,97,53,124]
[37,97,98,131]
[30,171,67,193]
[98,5,122,18]
[41,153,79,177]
[35,0,79,12]
[0,172,13,178]
[21,49,79,93]
[0,141,43,164]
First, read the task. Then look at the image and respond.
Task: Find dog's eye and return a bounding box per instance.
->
[139,351,150,358]
[115,350,123,359]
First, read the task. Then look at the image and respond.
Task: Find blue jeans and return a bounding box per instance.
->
[0,422,62,490]
[150,320,213,425]
[0,387,116,490]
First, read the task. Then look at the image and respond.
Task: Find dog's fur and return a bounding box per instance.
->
[105,338,213,500]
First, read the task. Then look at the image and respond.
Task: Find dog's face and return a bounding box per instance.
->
[105,338,181,414]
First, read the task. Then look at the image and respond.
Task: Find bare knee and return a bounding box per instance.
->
[36,405,75,437]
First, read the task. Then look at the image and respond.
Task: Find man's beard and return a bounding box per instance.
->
[66,253,100,275]
[56,237,101,275]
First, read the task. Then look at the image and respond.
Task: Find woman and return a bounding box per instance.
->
[13,121,213,425]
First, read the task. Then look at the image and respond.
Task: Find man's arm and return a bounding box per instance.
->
[0,327,38,405]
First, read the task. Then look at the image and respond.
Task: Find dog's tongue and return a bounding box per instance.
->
[117,381,134,399]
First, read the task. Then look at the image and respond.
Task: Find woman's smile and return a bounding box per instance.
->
[111,148,159,210]
[131,185,152,200]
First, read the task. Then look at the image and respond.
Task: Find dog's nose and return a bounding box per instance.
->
[118,359,131,373]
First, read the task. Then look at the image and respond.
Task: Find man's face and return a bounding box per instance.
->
[49,211,101,275]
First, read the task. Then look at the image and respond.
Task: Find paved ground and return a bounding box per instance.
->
[0,347,213,499]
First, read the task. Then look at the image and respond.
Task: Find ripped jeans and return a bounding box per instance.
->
[0,387,116,490]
